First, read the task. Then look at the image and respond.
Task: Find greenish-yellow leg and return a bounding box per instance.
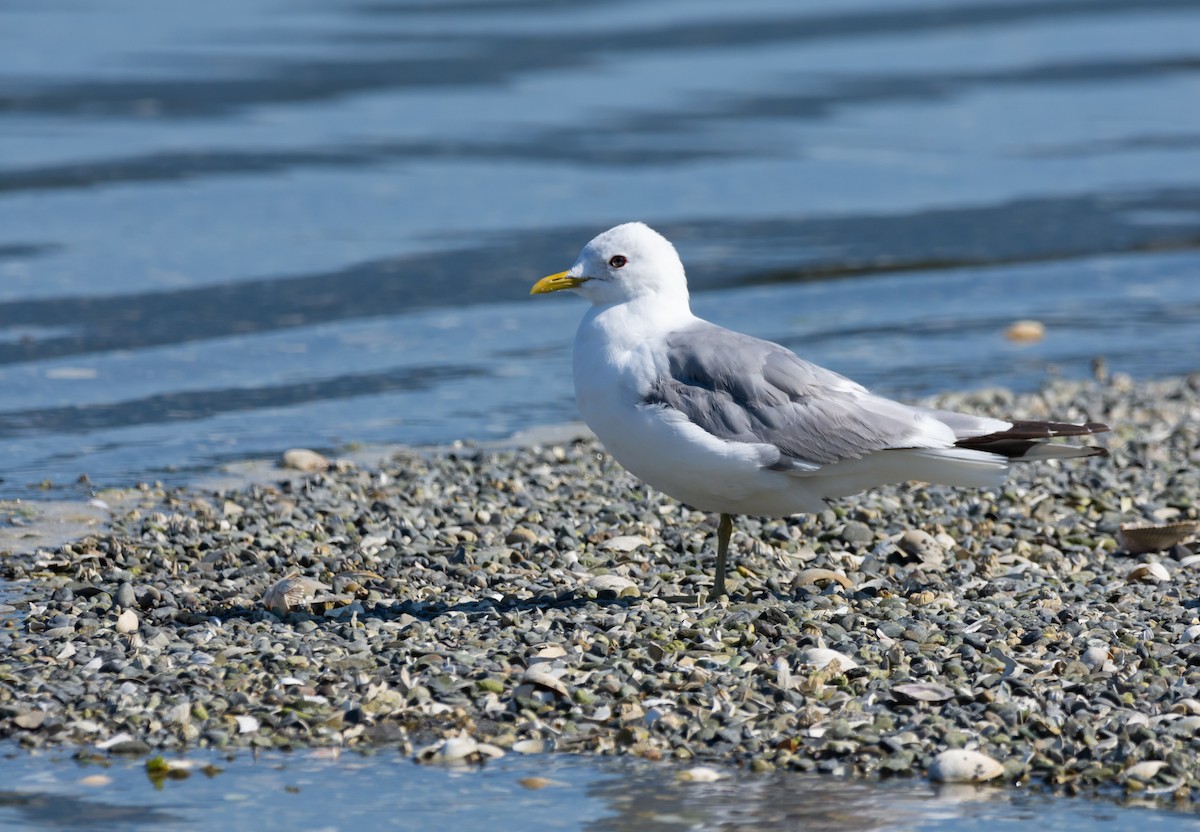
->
[714,513,733,597]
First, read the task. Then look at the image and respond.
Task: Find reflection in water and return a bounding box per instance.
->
[0,791,179,830]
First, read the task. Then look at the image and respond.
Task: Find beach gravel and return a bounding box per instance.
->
[1,373,1198,804]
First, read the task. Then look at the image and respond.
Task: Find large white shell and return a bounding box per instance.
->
[1118,522,1198,554]
[1126,562,1171,583]
[602,535,650,553]
[793,568,853,590]
[518,664,570,699]
[262,573,337,614]
[415,734,504,766]
[678,766,724,782]
[797,648,859,671]
[585,574,640,598]
[1124,760,1168,782]
[928,749,1004,783]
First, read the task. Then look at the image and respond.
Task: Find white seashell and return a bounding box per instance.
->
[603,535,650,552]
[798,648,858,671]
[1124,761,1168,782]
[1173,699,1200,715]
[234,715,259,734]
[415,734,504,766]
[1126,562,1171,583]
[520,664,570,698]
[281,448,330,472]
[892,682,955,704]
[262,573,337,614]
[511,738,545,754]
[96,732,135,751]
[929,749,1004,783]
[1004,319,1046,343]
[358,534,389,553]
[528,644,568,664]
[793,568,853,590]
[678,766,724,782]
[1080,645,1113,673]
[115,609,139,635]
[585,574,640,598]
[1118,522,1198,555]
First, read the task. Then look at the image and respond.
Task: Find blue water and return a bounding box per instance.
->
[0,749,1195,832]
[1,0,1199,499]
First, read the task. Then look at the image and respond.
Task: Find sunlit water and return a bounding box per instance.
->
[0,749,1196,832]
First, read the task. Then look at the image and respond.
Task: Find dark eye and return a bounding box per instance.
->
[608,255,627,268]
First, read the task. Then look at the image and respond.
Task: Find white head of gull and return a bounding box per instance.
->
[533,222,1108,598]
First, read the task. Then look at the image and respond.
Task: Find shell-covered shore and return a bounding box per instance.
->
[1,373,1198,804]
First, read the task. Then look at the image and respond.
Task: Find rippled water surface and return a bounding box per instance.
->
[0,750,1196,832]
[1,0,1198,499]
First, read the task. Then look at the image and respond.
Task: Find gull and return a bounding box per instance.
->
[531,222,1108,597]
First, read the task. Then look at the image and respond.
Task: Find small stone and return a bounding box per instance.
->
[115,609,139,634]
[14,711,46,730]
[840,521,874,545]
[114,583,137,609]
[505,526,539,546]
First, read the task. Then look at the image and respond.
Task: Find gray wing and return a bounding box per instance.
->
[643,321,947,469]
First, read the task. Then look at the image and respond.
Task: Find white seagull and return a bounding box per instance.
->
[532,222,1108,597]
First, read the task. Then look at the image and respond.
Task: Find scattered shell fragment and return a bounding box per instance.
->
[793,568,853,590]
[603,535,650,553]
[512,738,546,754]
[233,715,260,734]
[585,574,640,598]
[529,644,568,664]
[1118,522,1198,555]
[1124,761,1168,782]
[1126,562,1171,583]
[678,766,725,783]
[415,735,505,766]
[797,648,858,671]
[929,749,1004,783]
[281,448,330,472]
[517,664,570,699]
[262,573,342,614]
[1080,645,1114,673]
[1004,319,1045,343]
[892,682,955,704]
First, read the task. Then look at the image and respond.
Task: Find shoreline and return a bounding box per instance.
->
[0,373,1198,806]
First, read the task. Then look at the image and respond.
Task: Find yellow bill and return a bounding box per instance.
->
[530,270,586,295]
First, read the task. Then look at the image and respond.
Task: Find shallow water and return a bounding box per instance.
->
[0,749,1195,832]
[1,0,1199,499]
